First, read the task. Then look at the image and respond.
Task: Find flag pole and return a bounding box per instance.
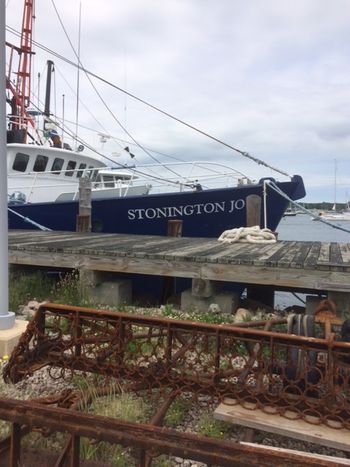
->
[0,0,15,330]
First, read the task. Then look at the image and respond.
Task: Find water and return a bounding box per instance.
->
[277,214,350,243]
[273,214,350,308]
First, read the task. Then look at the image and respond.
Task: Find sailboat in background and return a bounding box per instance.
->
[313,160,350,221]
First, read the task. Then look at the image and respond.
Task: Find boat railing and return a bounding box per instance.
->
[8,160,253,202]
[122,161,252,190]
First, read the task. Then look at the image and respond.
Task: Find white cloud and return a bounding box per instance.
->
[6,0,350,202]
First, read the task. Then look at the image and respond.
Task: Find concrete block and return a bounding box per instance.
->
[86,280,132,307]
[0,320,28,357]
[191,279,221,298]
[305,295,322,316]
[79,269,104,287]
[328,292,350,317]
[181,289,240,314]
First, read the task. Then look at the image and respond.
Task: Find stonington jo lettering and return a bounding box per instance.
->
[128,199,245,220]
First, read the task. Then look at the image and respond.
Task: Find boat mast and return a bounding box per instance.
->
[6,0,35,143]
[333,158,337,212]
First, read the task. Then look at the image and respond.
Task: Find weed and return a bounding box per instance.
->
[164,396,191,428]
[197,413,232,439]
[153,455,172,466]
[162,304,174,317]
[9,270,54,312]
[52,271,88,306]
[77,382,152,464]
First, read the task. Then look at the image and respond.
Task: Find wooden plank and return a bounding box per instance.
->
[290,241,313,268]
[253,241,289,264]
[330,242,343,265]
[214,399,350,453]
[318,242,331,263]
[205,243,252,262]
[241,442,350,466]
[303,242,322,268]
[263,241,298,267]
[275,242,302,267]
[339,243,350,264]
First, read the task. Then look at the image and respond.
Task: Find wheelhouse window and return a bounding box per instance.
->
[12,153,29,172]
[65,160,77,177]
[76,163,87,178]
[103,175,114,187]
[33,155,49,172]
[51,158,64,174]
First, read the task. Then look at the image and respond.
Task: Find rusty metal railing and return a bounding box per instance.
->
[4,303,350,430]
[0,303,349,465]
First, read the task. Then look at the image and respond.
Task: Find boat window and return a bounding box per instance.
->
[103,175,114,187]
[33,155,49,172]
[65,160,77,177]
[51,157,64,175]
[12,153,30,172]
[76,163,87,178]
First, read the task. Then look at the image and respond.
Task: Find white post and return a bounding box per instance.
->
[263,180,268,229]
[0,1,15,329]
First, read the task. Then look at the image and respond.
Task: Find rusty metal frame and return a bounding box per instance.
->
[0,398,345,467]
[0,302,349,466]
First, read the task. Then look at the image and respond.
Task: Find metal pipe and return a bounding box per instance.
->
[44,60,54,118]
[0,0,15,328]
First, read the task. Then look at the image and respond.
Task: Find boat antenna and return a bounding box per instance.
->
[62,93,65,142]
[333,158,337,212]
[74,1,82,151]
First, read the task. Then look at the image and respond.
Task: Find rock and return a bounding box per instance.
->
[234,308,252,323]
[208,303,221,313]
[27,300,39,310]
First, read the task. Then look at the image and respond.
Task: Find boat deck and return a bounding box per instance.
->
[8,230,350,295]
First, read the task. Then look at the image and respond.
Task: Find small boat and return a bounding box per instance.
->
[6,0,306,237]
[283,208,297,217]
[313,211,350,222]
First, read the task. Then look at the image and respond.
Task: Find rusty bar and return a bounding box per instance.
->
[9,422,21,467]
[55,438,71,467]
[0,398,339,467]
[70,434,80,467]
[139,390,179,466]
[34,303,346,350]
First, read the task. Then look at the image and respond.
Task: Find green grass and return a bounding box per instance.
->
[9,270,54,312]
[197,413,232,439]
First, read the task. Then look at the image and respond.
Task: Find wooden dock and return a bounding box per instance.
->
[8,230,350,303]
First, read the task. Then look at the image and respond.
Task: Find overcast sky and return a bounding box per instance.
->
[6,0,350,203]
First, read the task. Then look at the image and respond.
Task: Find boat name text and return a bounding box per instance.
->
[127,200,245,220]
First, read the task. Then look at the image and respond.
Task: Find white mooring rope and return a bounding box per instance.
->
[218,225,277,244]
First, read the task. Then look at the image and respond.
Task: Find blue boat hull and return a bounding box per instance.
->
[8,175,305,237]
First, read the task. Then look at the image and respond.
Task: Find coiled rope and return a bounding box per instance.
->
[218,225,277,244]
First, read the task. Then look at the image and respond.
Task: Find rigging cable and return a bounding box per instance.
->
[49,0,184,181]
[267,180,350,234]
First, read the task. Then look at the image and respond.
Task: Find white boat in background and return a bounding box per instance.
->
[313,210,350,221]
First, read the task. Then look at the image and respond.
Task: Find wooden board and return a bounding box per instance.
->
[214,398,350,453]
[241,442,350,465]
[8,230,350,293]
